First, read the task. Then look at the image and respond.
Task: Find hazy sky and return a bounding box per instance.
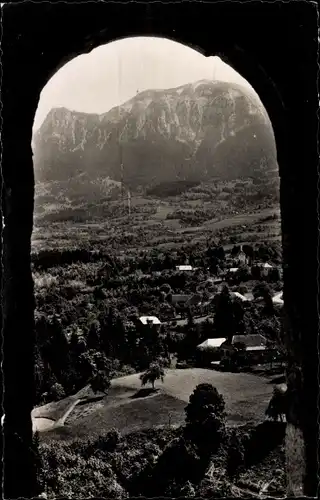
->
[33,37,254,131]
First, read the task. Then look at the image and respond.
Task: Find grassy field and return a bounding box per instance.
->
[38,368,274,441]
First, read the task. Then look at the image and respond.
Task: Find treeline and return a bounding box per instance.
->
[32,249,115,270]
[146,180,199,197]
[166,208,217,226]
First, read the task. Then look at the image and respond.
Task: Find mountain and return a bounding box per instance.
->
[33,79,277,194]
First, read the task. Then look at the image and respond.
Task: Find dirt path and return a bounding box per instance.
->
[56,399,81,427]
[33,417,56,432]
[33,398,82,432]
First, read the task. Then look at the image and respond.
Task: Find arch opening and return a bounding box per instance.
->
[30,35,286,498]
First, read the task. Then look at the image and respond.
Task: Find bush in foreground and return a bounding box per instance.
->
[184,383,227,456]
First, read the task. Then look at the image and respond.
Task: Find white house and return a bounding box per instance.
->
[231,291,249,302]
[272,292,284,306]
[176,265,193,272]
[238,246,247,265]
[256,262,273,277]
[197,338,227,350]
[139,316,161,326]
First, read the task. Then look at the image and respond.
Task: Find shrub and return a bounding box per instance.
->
[265,385,287,422]
[226,430,246,478]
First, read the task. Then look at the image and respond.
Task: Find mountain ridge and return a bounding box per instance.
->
[33,79,276,190]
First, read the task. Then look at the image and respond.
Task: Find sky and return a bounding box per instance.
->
[33,36,255,131]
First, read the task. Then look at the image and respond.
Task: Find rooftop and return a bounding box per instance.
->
[231,291,248,302]
[231,334,267,348]
[197,338,227,349]
[139,316,161,325]
[272,292,284,305]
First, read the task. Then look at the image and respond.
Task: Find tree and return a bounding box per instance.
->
[178,480,196,497]
[231,245,241,256]
[226,430,246,478]
[214,286,242,341]
[184,383,226,455]
[77,350,113,394]
[87,320,101,350]
[90,370,111,394]
[49,383,66,402]
[253,282,274,314]
[242,244,254,264]
[268,267,281,282]
[265,386,287,422]
[140,362,165,390]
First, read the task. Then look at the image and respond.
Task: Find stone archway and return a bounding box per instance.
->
[2,2,318,498]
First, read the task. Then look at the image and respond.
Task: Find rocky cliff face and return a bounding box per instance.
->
[33,79,277,189]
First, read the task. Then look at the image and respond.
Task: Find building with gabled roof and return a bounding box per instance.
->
[231,333,267,350]
[139,316,161,326]
[176,265,193,271]
[171,294,191,305]
[197,338,227,350]
[229,267,239,273]
[231,291,249,302]
[272,291,284,306]
[220,333,273,366]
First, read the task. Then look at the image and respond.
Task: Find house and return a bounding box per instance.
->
[171,293,202,308]
[196,338,227,365]
[220,333,269,366]
[230,291,248,302]
[256,262,273,277]
[171,294,191,306]
[197,338,227,350]
[243,292,254,301]
[262,263,273,269]
[176,265,193,272]
[272,291,284,306]
[238,246,247,265]
[187,293,202,306]
[229,267,239,273]
[139,316,161,327]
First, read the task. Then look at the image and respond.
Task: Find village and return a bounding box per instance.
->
[120,243,285,375]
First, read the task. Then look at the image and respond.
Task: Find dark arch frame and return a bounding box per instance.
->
[1,2,318,498]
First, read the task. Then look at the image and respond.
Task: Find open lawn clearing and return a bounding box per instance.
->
[33,417,56,432]
[111,369,273,411]
[203,208,280,231]
[32,394,77,421]
[222,235,281,251]
[152,205,176,219]
[43,392,186,441]
[162,219,182,229]
[39,369,273,440]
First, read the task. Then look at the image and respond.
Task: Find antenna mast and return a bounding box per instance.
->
[120,162,124,199]
[127,190,131,216]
